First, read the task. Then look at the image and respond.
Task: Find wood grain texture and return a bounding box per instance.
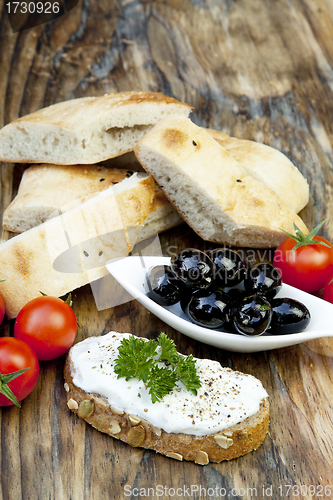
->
[1,0,333,498]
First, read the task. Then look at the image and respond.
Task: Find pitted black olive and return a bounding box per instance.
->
[244,262,282,299]
[209,248,246,287]
[171,249,214,290]
[269,297,311,335]
[232,294,272,336]
[146,265,184,306]
[185,288,229,329]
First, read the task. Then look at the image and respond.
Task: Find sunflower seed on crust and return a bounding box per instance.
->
[165,452,183,461]
[67,398,78,410]
[109,419,121,434]
[195,450,209,465]
[128,415,141,426]
[214,434,233,449]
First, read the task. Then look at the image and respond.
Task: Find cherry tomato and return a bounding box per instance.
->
[273,234,333,293]
[0,294,5,325]
[14,296,77,361]
[0,337,39,407]
[323,275,333,304]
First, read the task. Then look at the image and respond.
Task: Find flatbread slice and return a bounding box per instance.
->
[207,129,309,214]
[134,116,309,248]
[0,92,192,164]
[2,164,183,236]
[0,172,155,319]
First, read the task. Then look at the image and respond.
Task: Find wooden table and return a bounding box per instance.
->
[1,1,333,498]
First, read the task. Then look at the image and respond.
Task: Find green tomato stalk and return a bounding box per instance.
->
[280,219,331,254]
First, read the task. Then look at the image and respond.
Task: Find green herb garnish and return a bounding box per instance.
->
[114,333,202,404]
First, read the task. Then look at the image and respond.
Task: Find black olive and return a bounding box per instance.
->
[224,288,249,326]
[146,265,184,306]
[171,249,214,290]
[232,294,272,336]
[185,288,229,329]
[269,298,311,335]
[209,248,246,287]
[226,288,248,306]
[179,284,195,313]
[244,262,282,299]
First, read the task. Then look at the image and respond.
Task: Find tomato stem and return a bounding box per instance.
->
[279,219,331,254]
[0,368,29,407]
[65,293,73,307]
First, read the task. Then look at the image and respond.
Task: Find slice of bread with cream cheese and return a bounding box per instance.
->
[64,332,269,464]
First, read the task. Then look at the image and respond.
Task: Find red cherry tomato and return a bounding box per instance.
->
[273,235,333,293]
[0,337,39,407]
[323,275,333,304]
[0,294,5,325]
[14,296,77,361]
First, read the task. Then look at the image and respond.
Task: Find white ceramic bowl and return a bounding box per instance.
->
[106,256,333,353]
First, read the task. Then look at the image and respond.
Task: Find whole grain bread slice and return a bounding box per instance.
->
[64,332,269,464]
[134,116,309,248]
[0,91,192,165]
[0,173,155,319]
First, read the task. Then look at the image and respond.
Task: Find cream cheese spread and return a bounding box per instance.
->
[69,332,268,436]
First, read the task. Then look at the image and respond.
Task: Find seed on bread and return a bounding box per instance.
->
[110,405,124,416]
[195,450,209,465]
[67,398,78,410]
[128,415,141,426]
[127,425,146,447]
[78,399,95,419]
[214,434,234,449]
[151,425,162,437]
[165,452,183,461]
[109,419,121,434]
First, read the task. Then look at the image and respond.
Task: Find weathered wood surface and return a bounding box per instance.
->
[1,0,333,499]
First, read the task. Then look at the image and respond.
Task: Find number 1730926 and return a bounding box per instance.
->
[278,484,331,497]
[5,2,61,14]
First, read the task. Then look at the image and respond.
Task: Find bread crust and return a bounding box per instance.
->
[3,164,183,235]
[64,354,269,464]
[206,128,309,214]
[0,174,155,319]
[135,116,308,248]
[0,92,192,164]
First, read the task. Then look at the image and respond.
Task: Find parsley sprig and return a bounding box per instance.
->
[114,333,202,403]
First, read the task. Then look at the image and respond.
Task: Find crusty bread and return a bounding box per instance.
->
[64,332,269,464]
[0,91,192,165]
[139,182,184,240]
[0,173,155,319]
[2,164,183,236]
[3,165,134,232]
[207,129,309,214]
[134,116,309,248]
